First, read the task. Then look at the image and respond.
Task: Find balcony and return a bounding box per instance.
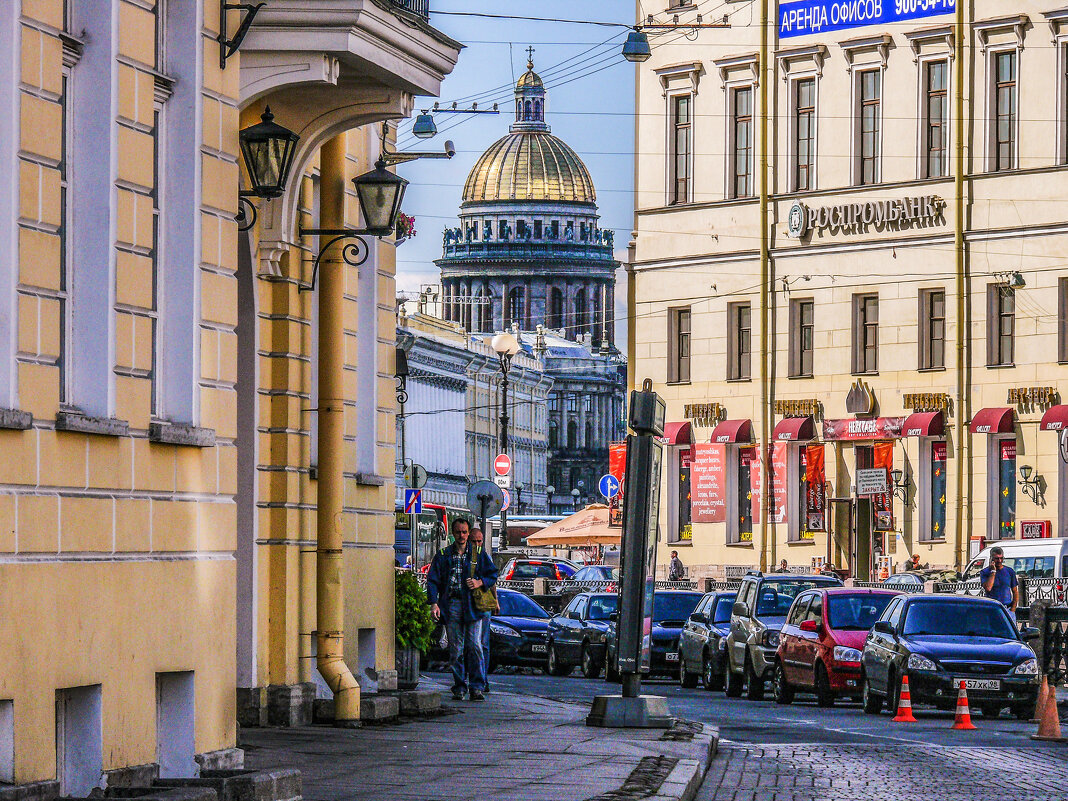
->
[387,0,429,19]
[438,239,616,264]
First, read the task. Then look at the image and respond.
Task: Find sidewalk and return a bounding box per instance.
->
[240,678,717,801]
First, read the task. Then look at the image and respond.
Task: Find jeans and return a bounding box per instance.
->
[479,611,492,688]
[446,598,486,693]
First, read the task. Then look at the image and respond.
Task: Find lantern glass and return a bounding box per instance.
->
[239,106,299,199]
[353,159,408,236]
[622,30,652,63]
[412,111,437,139]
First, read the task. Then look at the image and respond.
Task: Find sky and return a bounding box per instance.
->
[393,1,637,340]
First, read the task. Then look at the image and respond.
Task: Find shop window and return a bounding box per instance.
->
[919,289,946,370]
[851,294,878,375]
[667,306,691,383]
[730,86,753,198]
[669,94,692,204]
[794,77,816,191]
[989,437,1016,540]
[727,303,751,381]
[728,447,757,544]
[789,299,813,378]
[923,59,949,178]
[668,447,693,543]
[919,440,948,542]
[986,283,1014,366]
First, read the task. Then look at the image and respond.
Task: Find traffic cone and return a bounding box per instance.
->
[1032,678,1066,742]
[951,680,977,730]
[892,674,917,722]
[1031,675,1050,724]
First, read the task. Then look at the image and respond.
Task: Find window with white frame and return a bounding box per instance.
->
[922,59,949,178]
[855,69,882,185]
[990,48,1018,172]
[729,85,753,198]
[669,93,692,204]
[793,77,817,192]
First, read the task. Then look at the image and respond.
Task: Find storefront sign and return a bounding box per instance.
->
[845,380,876,416]
[856,468,888,496]
[691,444,727,523]
[822,417,904,440]
[904,392,951,412]
[805,444,827,531]
[786,196,945,238]
[1021,520,1052,539]
[770,443,789,525]
[684,402,724,428]
[1007,387,1057,407]
[774,398,821,417]
[873,441,895,530]
[779,0,955,40]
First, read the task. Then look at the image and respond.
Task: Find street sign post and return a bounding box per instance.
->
[403,463,428,489]
[500,488,511,513]
[494,473,512,489]
[466,480,504,541]
[403,488,422,516]
[598,473,620,500]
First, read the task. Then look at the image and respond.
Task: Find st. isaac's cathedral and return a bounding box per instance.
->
[435,56,626,514]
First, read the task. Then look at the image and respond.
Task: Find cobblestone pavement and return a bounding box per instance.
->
[698,744,1068,801]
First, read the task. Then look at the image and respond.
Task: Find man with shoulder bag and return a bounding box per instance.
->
[427,518,499,701]
[470,528,497,692]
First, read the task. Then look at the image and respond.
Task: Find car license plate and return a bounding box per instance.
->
[961,678,1000,691]
[531,644,547,654]
[665,652,679,662]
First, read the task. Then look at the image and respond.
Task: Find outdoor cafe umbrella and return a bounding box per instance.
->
[524,504,620,547]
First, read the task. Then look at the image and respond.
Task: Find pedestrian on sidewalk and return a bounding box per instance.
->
[471,527,493,693]
[668,550,685,581]
[905,553,928,571]
[775,559,790,573]
[426,518,498,701]
[980,546,1019,611]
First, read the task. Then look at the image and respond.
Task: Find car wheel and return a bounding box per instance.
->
[581,644,600,679]
[679,652,699,688]
[547,642,571,677]
[724,656,744,698]
[814,662,835,708]
[979,703,1002,719]
[745,654,765,701]
[702,651,723,691]
[885,671,900,716]
[861,672,883,715]
[1012,703,1034,721]
[773,662,794,705]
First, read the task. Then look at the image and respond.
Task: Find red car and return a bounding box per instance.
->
[774,587,900,706]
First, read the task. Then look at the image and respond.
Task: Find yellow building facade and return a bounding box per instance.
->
[631,2,1068,580]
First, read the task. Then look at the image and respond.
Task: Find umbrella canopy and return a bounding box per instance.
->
[524,504,621,547]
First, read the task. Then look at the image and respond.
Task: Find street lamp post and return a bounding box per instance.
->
[516,483,525,515]
[491,332,520,543]
[571,487,580,511]
[546,485,555,515]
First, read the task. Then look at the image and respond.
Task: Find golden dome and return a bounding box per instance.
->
[516,68,543,89]
[462,131,597,204]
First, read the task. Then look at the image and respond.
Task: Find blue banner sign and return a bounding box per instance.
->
[779,0,955,39]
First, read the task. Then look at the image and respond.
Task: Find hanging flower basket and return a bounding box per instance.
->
[394,213,417,244]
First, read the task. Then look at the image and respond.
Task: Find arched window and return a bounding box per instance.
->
[516,100,522,119]
[574,288,587,336]
[585,421,594,448]
[548,421,558,449]
[533,99,542,120]
[592,288,603,346]
[567,420,577,449]
[507,287,525,330]
[524,100,532,120]
[548,287,564,330]
[459,285,471,332]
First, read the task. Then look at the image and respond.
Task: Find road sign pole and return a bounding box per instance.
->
[499,368,510,545]
[479,494,489,543]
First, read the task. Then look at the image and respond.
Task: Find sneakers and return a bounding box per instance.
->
[470,690,485,701]
[451,689,464,701]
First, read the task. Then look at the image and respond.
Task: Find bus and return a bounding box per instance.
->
[394,502,475,571]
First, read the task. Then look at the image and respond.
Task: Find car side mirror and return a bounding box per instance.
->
[732,601,749,617]
[1020,626,1041,642]
[688,612,707,624]
[798,620,820,634]
[873,620,894,636]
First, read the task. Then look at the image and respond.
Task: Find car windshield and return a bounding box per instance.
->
[497,592,549,619]
[756,580,833,617]
[901,601,1017,639]
[653,593,702,623]
[577,566,617,580]
[826,594,896,630]
[712,596,736,624]
[587,596,618,620]
[511,561,561,579]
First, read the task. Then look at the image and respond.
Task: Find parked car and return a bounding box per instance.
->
[962,537,1068,582]
[426,588,552,671]
[775,588,900,706]
[605,590,705,680]
[725,571,844,700]
[678,591,737,690]
[500,557,578,581]
[546,592,618,678]
[859,594,1041,719]
[572,565,618,582]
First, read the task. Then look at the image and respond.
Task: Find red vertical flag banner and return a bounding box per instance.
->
[746,448,761,525]
[873,441,894,530]
[608,442,627,527]
[770,443,789,524]
[805,444,827,531]
[691,443,726,523]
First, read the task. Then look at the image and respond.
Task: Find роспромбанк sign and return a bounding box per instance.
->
[779,0,955,40]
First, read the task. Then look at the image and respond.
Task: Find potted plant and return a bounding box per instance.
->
[394,213,417,245]
[395,569,434,689]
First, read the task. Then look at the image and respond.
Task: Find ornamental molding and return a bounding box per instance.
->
[904,24,955,61]
[775,44,829,82]
[712,52,759,87]
[974,14,1030,53]
[839,34,892,70]
[408,368,467,393]
[655,61,705,97]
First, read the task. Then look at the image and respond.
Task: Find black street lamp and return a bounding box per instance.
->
[571,487,580,510]
[492,332,521,538]
[546,484,555,515]
[237,106,299,229]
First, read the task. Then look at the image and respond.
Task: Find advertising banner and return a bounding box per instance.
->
[805,444,827,532]
[691,443,727,523]
[779,0,956,40]
[931,440,947,539]
[678,448,693,541]
[822,417,904,440]
[999,439,1017,539]
[770,443,789,525]
[608,442,627,528]
[873,441,894,531]
[738,447,757,540]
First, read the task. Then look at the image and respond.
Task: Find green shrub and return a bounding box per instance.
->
[395,570,434,652]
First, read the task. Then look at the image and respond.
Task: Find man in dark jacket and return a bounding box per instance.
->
[427,518,499,700]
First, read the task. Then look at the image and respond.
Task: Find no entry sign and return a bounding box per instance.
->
[494,453,512,476]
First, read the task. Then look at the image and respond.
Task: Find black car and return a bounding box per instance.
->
[500,557,578,581]
[606,590,705,680]
[678,591,736,690]
[426,589,552,671]
[860,594,1041,719]
[546,592,618,678]
[572,565,618,582]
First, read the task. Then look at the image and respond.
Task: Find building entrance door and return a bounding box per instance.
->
[852,497,874,582]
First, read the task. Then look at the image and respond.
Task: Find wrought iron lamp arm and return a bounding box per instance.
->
[297,228,374,293]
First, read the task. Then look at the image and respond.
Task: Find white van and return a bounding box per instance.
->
[961,537,1068,581]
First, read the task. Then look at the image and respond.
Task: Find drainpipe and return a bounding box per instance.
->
[952,1,968,571]
[627,0,640,397]
[316,134,360,725]
[758,0,771,572]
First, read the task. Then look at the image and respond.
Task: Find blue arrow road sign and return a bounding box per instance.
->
[404,488,422,515]
[598,473,620,500]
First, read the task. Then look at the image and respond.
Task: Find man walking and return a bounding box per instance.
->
[668,550,685,581]
[427,518,498,700]
[470,527,493,693]
[980,546,1019,611]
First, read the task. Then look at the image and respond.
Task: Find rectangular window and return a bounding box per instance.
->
[731,86,753,198]
[733,447,756,544]
[919,289,945,370]
[670,95,692,204]
[852,294,878,374]
[728,303,751,381]
[986,284,1014,366]
[858,70,881,184]
[1060,277,1068,363]
[533,219,542,239]
[994,438,1017,540]
[993,50,1017,171]
[667,307,691,384]
[789,299,814,378]
[924,60,948,178]
[795,78,816,191]
[59,70,72,403]
[920,439,948,542]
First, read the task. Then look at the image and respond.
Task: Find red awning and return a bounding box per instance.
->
[1040,405,1068,431]
[969,407,1015,435]
[710,419,753,444]
[901,411,945,438]
[773,416,816,441]
[662,421,694,446]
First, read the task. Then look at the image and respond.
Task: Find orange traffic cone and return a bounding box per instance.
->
[892,674,917,722]
[1032,678,1066,742]
[1031,675,1050,724]
[952,680,977,730]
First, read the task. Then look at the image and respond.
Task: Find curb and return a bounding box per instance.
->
[648,724,720,801]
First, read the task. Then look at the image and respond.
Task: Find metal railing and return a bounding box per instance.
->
[1044,607,1068,686]
[853,580,924,592]
[387,0,429,19]
[1022,577,1068,606]
[933,580,984,596]
[440,240,615,262]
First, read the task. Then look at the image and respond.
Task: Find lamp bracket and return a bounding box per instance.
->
[219,3,265,69]
[380,123,455,165]
[236,195,258,232]
[297,227,379,292]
